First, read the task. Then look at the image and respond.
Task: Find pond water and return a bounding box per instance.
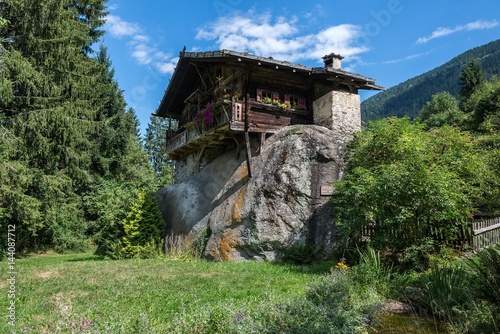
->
[369,313,448,333]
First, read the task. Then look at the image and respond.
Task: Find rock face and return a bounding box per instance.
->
[155,125,349,261]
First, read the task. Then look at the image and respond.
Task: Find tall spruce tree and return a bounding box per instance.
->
[144,115,174,188]
[459,58,486,107]
[1,0,155,252]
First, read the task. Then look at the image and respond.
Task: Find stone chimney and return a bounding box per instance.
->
[322,53,344,70]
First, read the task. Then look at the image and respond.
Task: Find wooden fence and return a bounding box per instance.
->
[469,216,500,250]
[360,215,500,251]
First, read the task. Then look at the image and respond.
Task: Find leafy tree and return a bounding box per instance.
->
[332,118,484,269]
[466,78,500,132]
[418,91,463,128]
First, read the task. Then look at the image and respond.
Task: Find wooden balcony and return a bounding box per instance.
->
[166,99,312,159]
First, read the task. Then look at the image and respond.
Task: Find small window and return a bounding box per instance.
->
[285,94,306,110]
[256,89,278,104]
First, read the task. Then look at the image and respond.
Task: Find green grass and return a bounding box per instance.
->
[1,253,330,333]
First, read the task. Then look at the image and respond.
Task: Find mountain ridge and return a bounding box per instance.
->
[361,39,500,122]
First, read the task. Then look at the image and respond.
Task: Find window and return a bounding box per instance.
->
[285,94,306,110]
[256,89,278,104]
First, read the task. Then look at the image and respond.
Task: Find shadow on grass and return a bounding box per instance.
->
[66,254,105,262]
[12,252,105,265]
[272,261,333,275]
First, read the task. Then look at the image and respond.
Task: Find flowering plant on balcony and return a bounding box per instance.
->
[262,96,272,104]
[272,98,291,109]
[217,93,231,103]
[234,89,242,100]
[195,102,214,127]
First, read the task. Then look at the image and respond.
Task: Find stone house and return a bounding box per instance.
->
[154,48,384,183]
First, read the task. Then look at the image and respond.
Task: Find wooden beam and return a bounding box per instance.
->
[233,137,241,160]
[259,132,266,153]
[192,63,208,91]
[194,147,205,174]
[245,130,253,179]
[244,66,253,178]
[473,221,500,235]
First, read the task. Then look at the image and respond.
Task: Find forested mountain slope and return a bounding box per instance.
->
[361,39,500,122]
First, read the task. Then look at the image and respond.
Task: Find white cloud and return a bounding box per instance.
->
[196,12,369,65]
[156,57,179,74]
[105,15,140,38]
[384,51,431,64]
[416,19,499,44]
[104,14,178,74]
[106,4,119,11]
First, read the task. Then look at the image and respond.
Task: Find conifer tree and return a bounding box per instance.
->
[459,58,486,107]
[144,115,175,188]
[0,0,156,252]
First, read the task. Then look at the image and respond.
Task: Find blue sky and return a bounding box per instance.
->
[102,0,500,135]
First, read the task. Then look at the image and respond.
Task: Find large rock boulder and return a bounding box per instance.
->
[155,125,349,261]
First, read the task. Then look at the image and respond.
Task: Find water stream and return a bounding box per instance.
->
[369,313,448,333]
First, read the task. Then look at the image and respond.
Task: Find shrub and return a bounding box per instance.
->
[332,118,481,271]
[399,239,435,272]
[164,226,211,261]
[87,180,139,256]
[414,265,470,322]
[119,189,165,259]
[164,234,197,260]
[467,244,500,304]
[93,188,165,259]
[280,243,321,264]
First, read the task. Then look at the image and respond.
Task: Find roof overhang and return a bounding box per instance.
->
[155,49,385,118]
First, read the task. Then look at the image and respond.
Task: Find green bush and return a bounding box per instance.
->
[399,239,435,272]
[467,244,500,304]
[93,187,165,259]
[280,243,321,264]
[332,118,482,271]
[86,180,139,256]
[119,189,165,259]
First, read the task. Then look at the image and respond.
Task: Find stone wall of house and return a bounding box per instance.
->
[312,90,361,139]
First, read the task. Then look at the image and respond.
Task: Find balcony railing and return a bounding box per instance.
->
[166,98,312,157]
[166,100,235,155]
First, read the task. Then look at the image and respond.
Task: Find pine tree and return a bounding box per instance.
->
[0,0,156,252]
[144,115,175,188]
[459,58,486,106]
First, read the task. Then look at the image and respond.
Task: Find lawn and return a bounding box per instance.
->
[1,253,330,333]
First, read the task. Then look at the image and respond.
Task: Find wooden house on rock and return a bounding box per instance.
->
[155,49,384,183]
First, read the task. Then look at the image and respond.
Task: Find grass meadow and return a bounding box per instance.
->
[0,253,330,333]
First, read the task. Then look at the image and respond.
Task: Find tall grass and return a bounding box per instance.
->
[164,234,199,260]
[419,266,470,322]
[402,244,500,333]
[467,244,500,304]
